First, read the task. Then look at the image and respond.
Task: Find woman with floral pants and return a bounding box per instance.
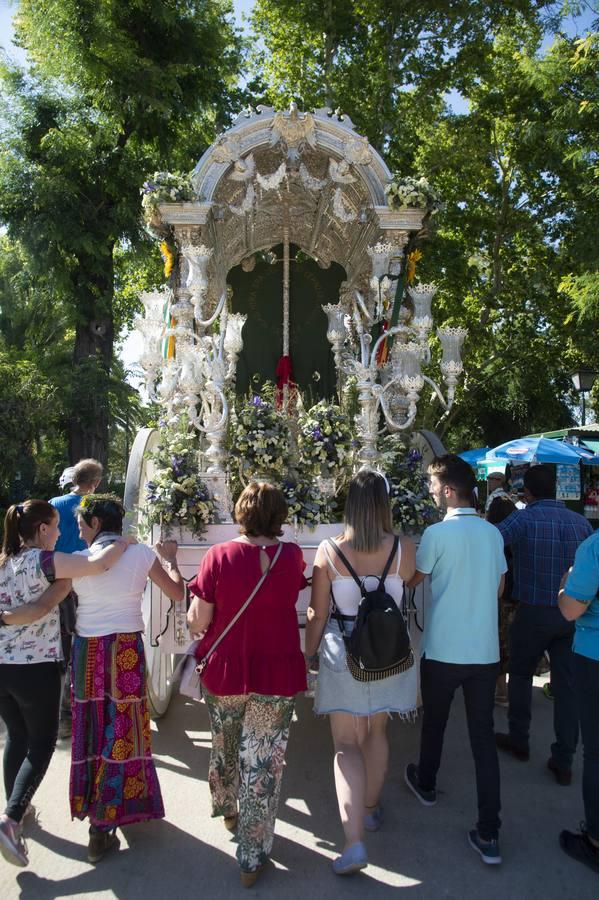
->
[187,483,307,888]
[203,691,295,871]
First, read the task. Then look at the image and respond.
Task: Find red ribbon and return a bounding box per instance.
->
[276,355,295,408]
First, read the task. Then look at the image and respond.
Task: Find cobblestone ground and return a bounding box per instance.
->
[1,677,596,898]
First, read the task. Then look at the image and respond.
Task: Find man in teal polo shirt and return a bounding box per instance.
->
[558,531,599,875]
[405,454,506,865]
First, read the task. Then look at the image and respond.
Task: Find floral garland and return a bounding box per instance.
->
[298,400,353,478]
[386,175,442,215]
[141,171,195,220]
[230,393,290,481]
[256,162,287,192]
[378,434,439,533]
[139,422,217,539]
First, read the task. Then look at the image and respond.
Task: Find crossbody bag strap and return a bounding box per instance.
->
[196,542,283,675]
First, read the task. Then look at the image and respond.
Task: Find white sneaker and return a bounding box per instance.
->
[0,815,29,867]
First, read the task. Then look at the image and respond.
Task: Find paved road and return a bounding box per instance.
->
[1,677,596,898]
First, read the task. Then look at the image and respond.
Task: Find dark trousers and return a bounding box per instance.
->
[574,653,599,840]
[418,657,501,840]
[0,662,61,823]
[507,603,578,768]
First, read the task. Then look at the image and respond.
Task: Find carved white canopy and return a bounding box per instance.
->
[157,105,424,304]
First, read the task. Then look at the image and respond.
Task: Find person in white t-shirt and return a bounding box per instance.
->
[69,494,183,864]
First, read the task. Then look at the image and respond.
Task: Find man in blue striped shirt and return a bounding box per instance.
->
[493,464,592,783]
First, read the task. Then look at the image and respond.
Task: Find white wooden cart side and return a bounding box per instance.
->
[125,429,432,718]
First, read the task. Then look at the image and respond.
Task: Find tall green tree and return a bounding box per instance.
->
[250,4,599,445]
[0,0,242,467]
[413,26,599,445]
[249,0,552,164]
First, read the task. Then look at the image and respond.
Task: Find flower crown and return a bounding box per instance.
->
[78,493,125,517]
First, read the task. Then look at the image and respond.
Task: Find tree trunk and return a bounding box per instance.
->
[67,253,115,469]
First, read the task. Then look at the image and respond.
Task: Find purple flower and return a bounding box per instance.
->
[312,427,323,440]
[171,455,184,478]
[251,395,265,407]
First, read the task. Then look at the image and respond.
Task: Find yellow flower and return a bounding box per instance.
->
[406,249,422,284]
[160,241,174,278]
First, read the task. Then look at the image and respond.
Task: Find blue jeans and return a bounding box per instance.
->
[418,657,501,840]
[507,603,579,768]
[574,653,599,840]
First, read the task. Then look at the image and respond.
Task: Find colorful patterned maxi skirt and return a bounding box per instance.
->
[70,632,165,828]
[203,690,295,873]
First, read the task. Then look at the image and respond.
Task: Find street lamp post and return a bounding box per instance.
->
[571,368,599,427]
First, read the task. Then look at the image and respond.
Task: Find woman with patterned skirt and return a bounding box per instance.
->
[187,482,307,888]
[69,494,184,863]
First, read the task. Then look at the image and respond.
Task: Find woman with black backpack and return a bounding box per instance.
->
[305,469,417,876]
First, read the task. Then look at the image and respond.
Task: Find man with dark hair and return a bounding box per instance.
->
[493,463,592,786]
[405,455,507,865]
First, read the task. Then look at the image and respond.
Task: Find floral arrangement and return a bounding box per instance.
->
[282,478,330,529]
[140,422,217,538]
[141,171,195,220]
[378,434,439,533]
[386,175,442,214]
[297,400,353,477]
[229,393,291,482]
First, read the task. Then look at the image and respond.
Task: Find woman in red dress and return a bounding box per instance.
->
[187,482,306,888]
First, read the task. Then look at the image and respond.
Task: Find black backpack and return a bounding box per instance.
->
[328,537,414,682]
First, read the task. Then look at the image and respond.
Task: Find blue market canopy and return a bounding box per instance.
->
[484,436,586,465]
[459,447,491,465]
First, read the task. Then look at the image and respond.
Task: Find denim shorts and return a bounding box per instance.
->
[314,619,418,718]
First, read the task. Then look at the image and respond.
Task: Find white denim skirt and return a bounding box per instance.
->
[313,619,418,719]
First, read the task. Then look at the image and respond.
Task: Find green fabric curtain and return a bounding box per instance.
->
[227,245,346,401]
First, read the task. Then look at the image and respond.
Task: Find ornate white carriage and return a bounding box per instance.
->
[125,106,465,715]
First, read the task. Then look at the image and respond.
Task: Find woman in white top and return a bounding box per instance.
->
[0,499,130,868]
[305,469,417,876]
[69,493,183,864]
